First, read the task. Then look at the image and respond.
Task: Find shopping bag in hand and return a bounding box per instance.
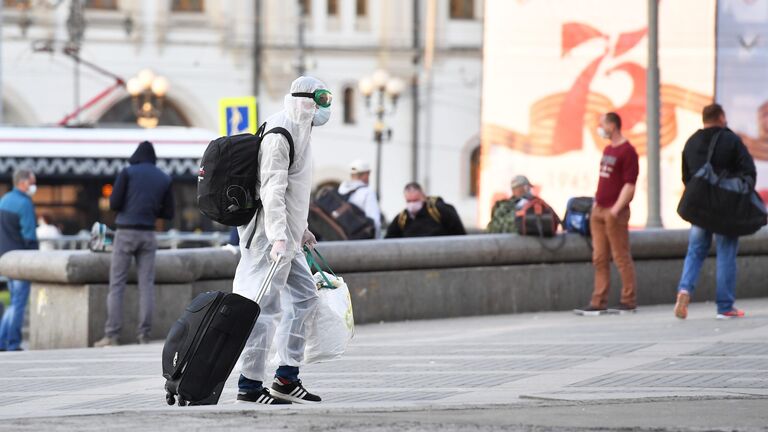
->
[303,247,354,363]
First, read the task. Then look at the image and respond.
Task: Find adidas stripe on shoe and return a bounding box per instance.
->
[268,378,321,404]
[236,388,292,405]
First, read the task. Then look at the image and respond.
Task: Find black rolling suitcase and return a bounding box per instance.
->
[162,258,280,406]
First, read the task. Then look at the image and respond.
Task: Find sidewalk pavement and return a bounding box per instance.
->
[0,298,766,431]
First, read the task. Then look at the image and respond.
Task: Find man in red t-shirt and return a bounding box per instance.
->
[578,112,639,315]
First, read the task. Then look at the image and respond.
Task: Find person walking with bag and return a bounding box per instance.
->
[233,76,330,405]
[674,104,759,320]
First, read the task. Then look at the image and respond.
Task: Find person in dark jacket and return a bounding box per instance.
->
[94,141,174,347]
[674,104,757,320]
[0,169,38,351]
[385,182,466,238]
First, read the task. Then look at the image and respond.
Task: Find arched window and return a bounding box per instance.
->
[300,0,311,16]
[356,0,367,16]
[85,0,117,9]
[172,0,204,12]
[450,0,475,20]
[327,0,339,16]
[469,146,481,197]
[97,97,192,127]
[343,86,356,125]
[3,0,30,8]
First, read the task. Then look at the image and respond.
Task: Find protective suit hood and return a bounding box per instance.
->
[236,75,329,260]
[285,76,327,124]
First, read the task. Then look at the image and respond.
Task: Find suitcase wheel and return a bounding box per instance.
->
[165,392,175,406]
[178,398,187,407]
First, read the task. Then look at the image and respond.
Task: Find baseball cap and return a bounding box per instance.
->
[510,175,531,189]
[350,159,371,174]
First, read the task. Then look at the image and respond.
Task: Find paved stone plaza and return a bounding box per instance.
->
[0,298,767,431]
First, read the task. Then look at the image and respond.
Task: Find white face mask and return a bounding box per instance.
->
[406,201,424,216]
[26,184,37,197]
[597,127,610,139]
[312,106,331,126]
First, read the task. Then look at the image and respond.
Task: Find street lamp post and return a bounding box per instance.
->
[65,0,86,124]
[358,70,405,199]
[126,69,169,129]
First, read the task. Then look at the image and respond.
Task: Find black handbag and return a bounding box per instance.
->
[677,131,767,237]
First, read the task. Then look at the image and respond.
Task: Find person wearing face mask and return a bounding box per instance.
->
[575,112,639,316]
[233,77,329,405]
[0,168,39,352]
[385,182,466,238]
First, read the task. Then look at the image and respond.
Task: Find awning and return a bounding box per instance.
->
[0,156,200,179]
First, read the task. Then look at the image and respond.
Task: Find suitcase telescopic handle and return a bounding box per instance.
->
[255,256,281,304]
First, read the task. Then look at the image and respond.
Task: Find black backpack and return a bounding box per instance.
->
[314,187,376,240]
[197,123,294,227]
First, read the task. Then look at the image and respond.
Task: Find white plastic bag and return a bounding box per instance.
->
[303,271,355,363]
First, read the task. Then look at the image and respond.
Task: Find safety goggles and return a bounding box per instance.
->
[291,89,333,108]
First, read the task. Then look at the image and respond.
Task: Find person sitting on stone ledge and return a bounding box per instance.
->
[385,182,466,238]
[486,175,535,234]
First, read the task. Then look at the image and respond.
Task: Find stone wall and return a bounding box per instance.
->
[1,229,767,349]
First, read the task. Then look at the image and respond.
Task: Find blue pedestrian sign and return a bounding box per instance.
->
[219,96,257,136]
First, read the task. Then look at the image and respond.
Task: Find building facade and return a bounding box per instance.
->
[1,0,482,232]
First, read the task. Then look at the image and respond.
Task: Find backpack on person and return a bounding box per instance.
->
[515,197,561,237]
[197,123,294,227]
[308,203,353,241]
[397,196,442,230]
[563,197,594,236]
[314,187,376,240]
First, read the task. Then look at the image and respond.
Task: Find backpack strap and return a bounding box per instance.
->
[340,186,362,202]
[705,130,722,164]
[426,196,442,224]
[397,211,408,231]
[263,126,295,167]
[244,126,295,250]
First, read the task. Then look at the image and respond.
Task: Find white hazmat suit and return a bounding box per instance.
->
[234,77,326,382]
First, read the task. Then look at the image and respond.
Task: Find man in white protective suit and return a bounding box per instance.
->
[233,76,331,405]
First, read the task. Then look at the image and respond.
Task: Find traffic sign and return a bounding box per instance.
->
[219,96,257,136]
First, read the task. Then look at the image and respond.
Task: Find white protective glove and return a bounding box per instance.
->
[302,229,317,250]
[270,240,287,262]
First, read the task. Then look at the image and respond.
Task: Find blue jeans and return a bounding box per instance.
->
[677,226,739,314]
[0,279,31,351]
